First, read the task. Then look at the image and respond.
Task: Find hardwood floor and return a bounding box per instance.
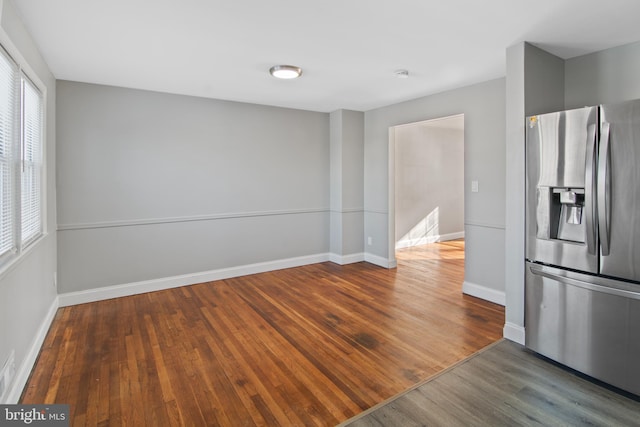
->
[21,240,505,426]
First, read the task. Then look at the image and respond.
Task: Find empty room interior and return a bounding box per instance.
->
[1,0,640,425]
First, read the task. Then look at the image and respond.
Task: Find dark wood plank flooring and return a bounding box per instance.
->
[21,240,505,426]
[341,339,640,427]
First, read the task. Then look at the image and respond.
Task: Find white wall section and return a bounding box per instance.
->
[394,117,464,249]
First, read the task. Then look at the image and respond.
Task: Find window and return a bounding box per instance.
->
[21,76,43,245]
[0,47,17,259]
[0,45,44,263]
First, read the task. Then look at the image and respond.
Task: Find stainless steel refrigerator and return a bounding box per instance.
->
[525,99,640,396]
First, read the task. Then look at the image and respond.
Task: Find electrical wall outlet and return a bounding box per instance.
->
[53,272,57,289]
[367,236,373,246]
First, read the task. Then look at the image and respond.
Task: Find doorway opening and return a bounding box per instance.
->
[388,114,465,267]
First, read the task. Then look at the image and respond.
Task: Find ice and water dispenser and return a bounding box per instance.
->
[537,187,586,244]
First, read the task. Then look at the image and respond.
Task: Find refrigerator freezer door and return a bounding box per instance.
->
[600,100,640,282]
[525,262,640,396]
[526,106,599,273]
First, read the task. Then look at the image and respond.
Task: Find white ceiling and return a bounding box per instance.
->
[11,0,640,112]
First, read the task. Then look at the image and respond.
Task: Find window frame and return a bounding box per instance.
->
[0,44,18,264]
[0,39,47,273]
[20,72,44,248]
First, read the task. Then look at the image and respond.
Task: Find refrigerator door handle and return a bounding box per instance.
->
[598,122,611,256]
[585,123,597,255]
[529,264,640,300]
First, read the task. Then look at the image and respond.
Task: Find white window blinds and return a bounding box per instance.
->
[21,76,43,245]
[0,44,45,264]
[0,49,17,258]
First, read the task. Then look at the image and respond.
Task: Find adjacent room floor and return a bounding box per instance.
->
[341,339,640,426]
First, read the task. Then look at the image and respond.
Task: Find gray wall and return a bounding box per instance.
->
[329,110,364,260]
[56,76,506,298]
[394,120,464,247]
[0,0,57,402]
[504,42,565,342]
[565,40,640,108]
[364,78,506,296]
[57,81,329,293]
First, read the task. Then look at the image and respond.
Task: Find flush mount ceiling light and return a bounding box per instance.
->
[269,65,303,79]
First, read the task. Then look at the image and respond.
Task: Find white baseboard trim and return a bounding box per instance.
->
[503,322,526,345]
[4,296,59,404]
[395,231,465,250]
[59,253,331,307]
[329,252,365,265]
[364,253,397,269]
[462,281,505,306]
